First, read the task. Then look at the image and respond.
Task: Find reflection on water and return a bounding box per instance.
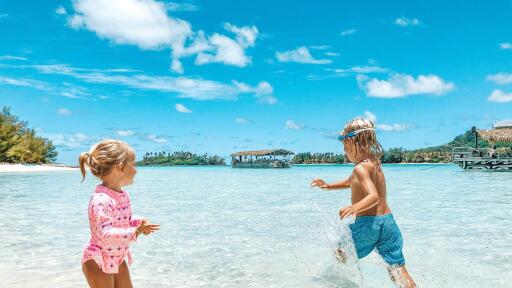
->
[0,164,511,287]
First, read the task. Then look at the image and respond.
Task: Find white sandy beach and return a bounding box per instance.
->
[0,163,78,173]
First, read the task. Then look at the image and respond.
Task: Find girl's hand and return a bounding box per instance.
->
[137,219,160,236]
[310,179,329,189]
[339,205,358,219]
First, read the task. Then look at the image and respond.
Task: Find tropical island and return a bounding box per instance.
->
[137,151,226,166]
[292,127,512,164]
[2,106,510,167]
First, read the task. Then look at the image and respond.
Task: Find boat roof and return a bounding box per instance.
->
[478,127,512,142]
[230,149,295,157]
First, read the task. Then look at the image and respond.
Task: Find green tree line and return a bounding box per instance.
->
[0,106,57,163]
[137,151,226,166]
[292,152,346,164]
[293,128,512,164]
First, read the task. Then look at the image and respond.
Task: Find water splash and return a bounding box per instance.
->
[309,202,366,287]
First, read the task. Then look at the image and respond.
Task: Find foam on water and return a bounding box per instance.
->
[0,164,511,287]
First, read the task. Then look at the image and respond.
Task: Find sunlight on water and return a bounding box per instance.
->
[0,164,511,287]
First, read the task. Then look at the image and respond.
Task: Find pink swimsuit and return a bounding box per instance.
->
[81,185,142,274]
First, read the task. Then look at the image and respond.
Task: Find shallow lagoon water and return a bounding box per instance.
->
[0,164,511,287]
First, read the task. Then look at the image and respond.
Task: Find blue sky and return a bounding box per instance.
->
[1,0,511,164]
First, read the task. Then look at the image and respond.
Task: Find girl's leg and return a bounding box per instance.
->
[387,265,416,288]
[113,261,133,288]
[82,260,115,288]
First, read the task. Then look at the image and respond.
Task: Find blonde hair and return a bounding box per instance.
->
[341,118,383,164]
[79,140,135,182]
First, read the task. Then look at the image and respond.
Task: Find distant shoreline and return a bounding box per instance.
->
[0,162,451,173]
[294,162,451,165]
[0,163,78,173]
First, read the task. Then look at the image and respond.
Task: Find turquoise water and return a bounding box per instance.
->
[0,164,511,287]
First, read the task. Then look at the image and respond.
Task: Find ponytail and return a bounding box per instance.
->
[79,152,89,183]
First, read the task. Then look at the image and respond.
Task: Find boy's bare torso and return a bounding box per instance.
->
[349,160,392,216]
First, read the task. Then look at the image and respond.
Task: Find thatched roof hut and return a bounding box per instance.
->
[478,123,512,142]
[230,149,295,157]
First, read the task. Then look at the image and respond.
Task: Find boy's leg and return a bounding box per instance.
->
[387,265,416,288]
[336,220,377,263]
[82,260,115,288]
[114,261,133,288]
[334,247,347,263]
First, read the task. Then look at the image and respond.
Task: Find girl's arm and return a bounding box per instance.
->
[339,165,379,218]
[91,196,140,243]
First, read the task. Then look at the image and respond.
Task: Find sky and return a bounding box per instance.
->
[0,0,511,164]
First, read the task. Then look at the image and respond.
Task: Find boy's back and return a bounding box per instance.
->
[349,160,391,216]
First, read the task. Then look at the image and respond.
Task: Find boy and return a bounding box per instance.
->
[311,118,416,288]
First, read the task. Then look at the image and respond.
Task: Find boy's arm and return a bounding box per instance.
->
[326,177,351,190]
[340,165,379,218]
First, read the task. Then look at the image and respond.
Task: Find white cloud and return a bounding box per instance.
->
[358,74,454,98]
[309,45,331,50]
[235,117,250,124]
[44,132,97,149]
[254,81,277,104]
[57,108,72,116]
[33,64,274,102]
[69,0,192,50]
[276,47,332,64]
[358,110,411,132]
[363,111,377,123]
[68,0,257,73]
[56,6,67,15]
[377,123,410,132]
[60,85,90,99]
[330,66,388,74]
[116,130,135,137]
[487,73,512,85]
[0,55,27,61]
[195,24,258,67]
[340,29,357,36]
[499,43,512,50]
[488,89,512,103]
[0,76,47,90]
[394,17,421,27]
[165,2,199,11]
[175,103,192,113]
[325,52,339,57]
[146,134,167,143]
[233,80,277,104]
[285,120,302,130]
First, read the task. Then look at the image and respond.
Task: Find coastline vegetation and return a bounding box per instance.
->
[0,106,57,164]
[3,106,509,166]
[137,151,226,166]
[293,128,512,164]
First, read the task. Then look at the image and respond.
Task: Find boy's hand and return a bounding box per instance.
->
[310,179,329,189]
[339,205,358,219]
[137,219,160,235]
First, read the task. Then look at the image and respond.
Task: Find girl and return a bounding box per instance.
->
[79,140,160,288]
[311,118,416,288]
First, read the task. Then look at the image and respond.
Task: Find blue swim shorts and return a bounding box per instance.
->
[349,213,405,265]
